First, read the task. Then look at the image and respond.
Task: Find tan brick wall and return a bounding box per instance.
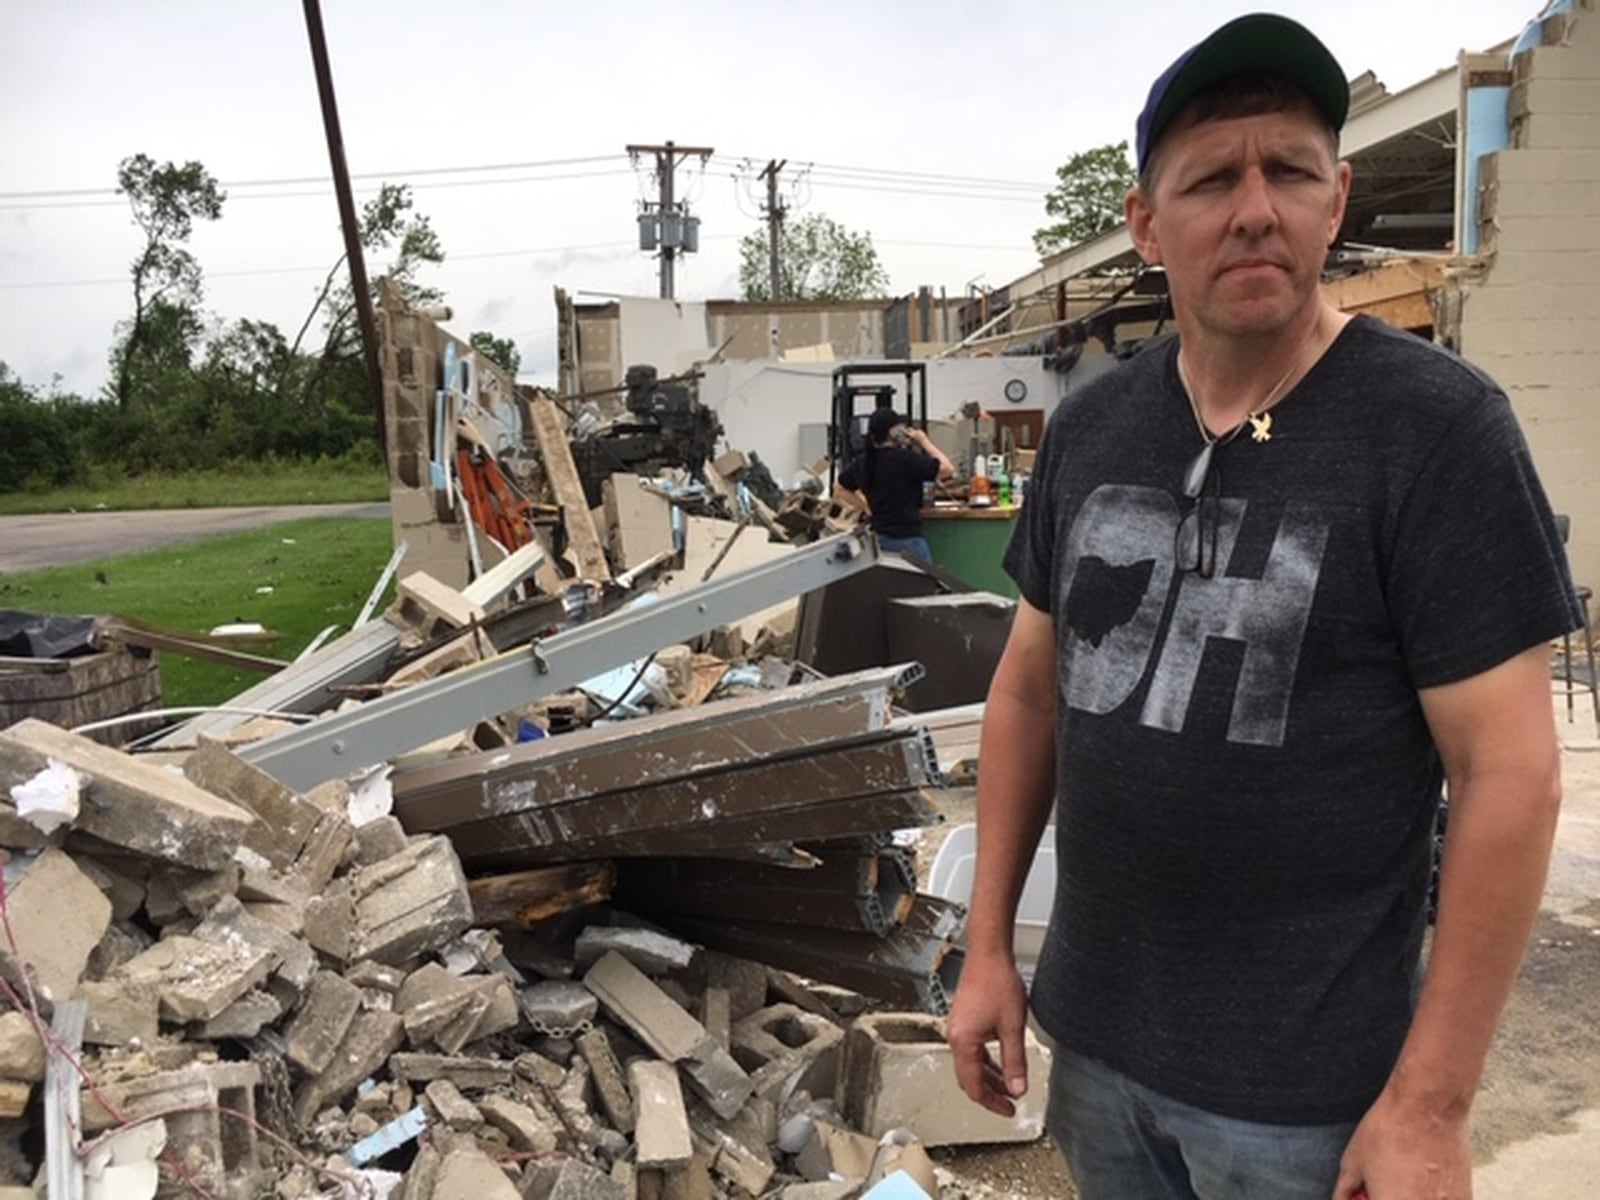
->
[1461,1,1600,598]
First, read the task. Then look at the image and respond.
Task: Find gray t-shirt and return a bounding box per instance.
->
[1005,316,1581,1124]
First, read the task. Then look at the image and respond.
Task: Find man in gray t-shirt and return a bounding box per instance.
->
[946,14,1580,1200]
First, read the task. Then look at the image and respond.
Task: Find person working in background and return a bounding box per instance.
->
[946,12,1580,1199]
[838,406,954,562]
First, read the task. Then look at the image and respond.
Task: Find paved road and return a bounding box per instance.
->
[0,503,389,573]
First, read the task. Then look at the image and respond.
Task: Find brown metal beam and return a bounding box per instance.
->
[427,735,934,861]
[445,787,941,872]
[393,664,922,831]
[663,896,967,1015]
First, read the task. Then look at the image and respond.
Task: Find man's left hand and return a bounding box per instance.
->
[1333,1086,1472,1199]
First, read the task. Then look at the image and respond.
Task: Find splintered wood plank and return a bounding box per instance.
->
[527,396,611,583]
[467,862,616,926]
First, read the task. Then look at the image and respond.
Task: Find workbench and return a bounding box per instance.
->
[920,505,1022,598]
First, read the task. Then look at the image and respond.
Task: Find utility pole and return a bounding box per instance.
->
[759,158,787,302]
[302,0,384,450]
[627,141,714,299]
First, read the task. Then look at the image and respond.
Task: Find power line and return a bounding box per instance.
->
[0,154,629,202]
[713,154,1051,192]
[0,233,1028,293]
[0,167,638,213]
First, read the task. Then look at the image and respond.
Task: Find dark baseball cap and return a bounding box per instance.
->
[867,406,906,442]
[1135,13,1350,173]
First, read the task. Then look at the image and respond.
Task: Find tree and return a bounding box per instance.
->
[469,331,520,378]
[290,182,444,414]
[738,214,889,302]
[111,154,225,409]
[1032,141,1138,258]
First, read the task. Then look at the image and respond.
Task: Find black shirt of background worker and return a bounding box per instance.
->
[839,445,941,540]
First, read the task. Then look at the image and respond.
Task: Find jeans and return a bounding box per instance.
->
[877,534,933,563]
[1046,1046,1358,1200]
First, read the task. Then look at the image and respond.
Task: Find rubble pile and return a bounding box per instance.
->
[0,698,1041,1198]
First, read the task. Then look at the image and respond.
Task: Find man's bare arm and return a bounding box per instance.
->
[948,598,1059,1113]
[1336,643,1563,1198]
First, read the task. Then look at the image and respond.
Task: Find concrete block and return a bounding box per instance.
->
[175,863,241,917]
[477,1093,558,1155]
[285,971,364,1075]
[78,978,159,1048]
[432,984,495,1056]
[198,988,284,1040]
[839,1012,1048,1146]
[0,1012,43,1082]
[582,951,708,1062]
[115,934,277,1023]
[82,1062,263,1197]
[688,1102,777,1196]
[0,718,253,869]
[461,974,519,1047]
[630,1059,692,1170]
[354,814,410,865]
[576,926,697,975]
[346,961,408,994]
[237,866,313,909]
[292,1010,405,1124]
[576,1028,636,1134]
[294,808,356,892]
[423,1079,483,1131]
[584,951,754,1119]
[733,1003,845,1104]
[430,1145,521,1200]
[523,1158,628,1200]
[701,987,731,1053]
[350,835,474,965]
[398,963,477,1047]
[387,1052,514,1091]
[303,876,358,963]
[4,846,111,1003]
[184,736,322,870]
[522,980,600,1037]
[194,895,317,993]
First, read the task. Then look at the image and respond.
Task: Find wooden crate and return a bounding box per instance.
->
[0,646,161,745]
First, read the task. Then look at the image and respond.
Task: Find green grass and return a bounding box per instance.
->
[0,460,389,515]
[0,516,395,708]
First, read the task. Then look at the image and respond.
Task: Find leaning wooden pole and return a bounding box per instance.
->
[302,0,387,451]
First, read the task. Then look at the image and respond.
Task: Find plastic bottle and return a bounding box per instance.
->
[968,455,993,507]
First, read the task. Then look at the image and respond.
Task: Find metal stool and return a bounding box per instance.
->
[1555,515,1599,735]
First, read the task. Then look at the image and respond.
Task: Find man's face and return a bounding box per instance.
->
[1126,99,1351,340]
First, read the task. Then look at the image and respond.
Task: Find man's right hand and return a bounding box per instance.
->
[946,952,1032,1116]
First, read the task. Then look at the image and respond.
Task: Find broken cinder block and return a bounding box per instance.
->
[82,1062,263,1198]
[349,835,474,965]
[0,718,253,870]
[839,1012,1049,1146]
[284,971,363,1075]
[183,736,322,871]
[4,846,111,1003]
[584,951,753,1120]
[115,935,277,1024]
[629,1059,692,1171]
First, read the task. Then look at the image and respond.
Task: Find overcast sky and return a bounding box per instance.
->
[1,0,1540,397]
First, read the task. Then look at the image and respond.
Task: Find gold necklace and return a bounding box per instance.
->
[1177,354,1300,448]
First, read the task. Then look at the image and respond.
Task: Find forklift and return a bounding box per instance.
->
[827,361,929,492]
